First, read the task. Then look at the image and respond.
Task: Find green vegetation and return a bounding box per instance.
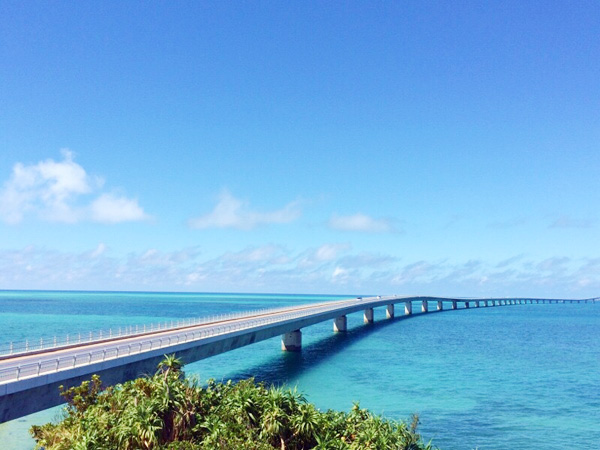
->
[31,355,435,450]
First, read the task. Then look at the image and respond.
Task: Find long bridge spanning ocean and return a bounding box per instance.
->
[0,291,598,450]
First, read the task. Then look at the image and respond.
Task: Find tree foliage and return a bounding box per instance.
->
[31,355,436,450]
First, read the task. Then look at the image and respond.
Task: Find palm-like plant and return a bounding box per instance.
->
[32,356,437,450]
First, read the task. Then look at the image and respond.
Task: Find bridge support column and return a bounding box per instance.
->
[405,302,412,315]
[364,308,374,323]
[386,304,395,319]
[333,316,347,332]
[484,300,489,307]
[281,330,302,352]
[437,301,443,311]
[452,301,457,310]
[465,302,470,309]
[421,300,428,313]
[475,301,480,308]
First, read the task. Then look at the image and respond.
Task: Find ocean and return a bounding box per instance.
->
[0,291,598,449]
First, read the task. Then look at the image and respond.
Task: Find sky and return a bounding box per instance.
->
[0,1,599,297]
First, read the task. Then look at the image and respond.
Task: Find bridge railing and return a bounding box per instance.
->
[0,298,366,384]
[0,299,350,358]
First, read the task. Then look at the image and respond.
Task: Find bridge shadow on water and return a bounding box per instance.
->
[224,310,452,387]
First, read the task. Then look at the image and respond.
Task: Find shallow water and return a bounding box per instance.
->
[0,291,598,449]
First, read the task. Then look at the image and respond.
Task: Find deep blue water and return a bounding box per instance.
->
[0,291,598,449]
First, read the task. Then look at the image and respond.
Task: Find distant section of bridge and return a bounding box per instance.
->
[0,295,596,422]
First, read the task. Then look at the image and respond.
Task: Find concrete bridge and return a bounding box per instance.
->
[0,295,595,422]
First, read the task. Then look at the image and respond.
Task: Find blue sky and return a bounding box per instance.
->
[1,1,599,296]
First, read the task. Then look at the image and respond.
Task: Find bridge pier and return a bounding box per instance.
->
[333,316,347,332]
[281,330,302,352]
[452,301,457,310]
[475,301,480,308]
[405,302,412,315]
[421,300,428,313]
[437,300,443,311]
[386,304,395,319]
[465,301,470,309]
[364,308,374,323]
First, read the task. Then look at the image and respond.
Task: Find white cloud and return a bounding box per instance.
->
[297,243,351,269]
[329,213,393,233]
[1,243,598,298]
[90,194,149,224]
[90,243,107,258]
[315,243,349,261]
[331,266,350,284]
[189,190,301,230]
[0,150,149,224]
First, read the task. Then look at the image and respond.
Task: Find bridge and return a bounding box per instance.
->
[0,295,595,422]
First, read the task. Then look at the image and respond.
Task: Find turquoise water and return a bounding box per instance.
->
[0,291,599,449]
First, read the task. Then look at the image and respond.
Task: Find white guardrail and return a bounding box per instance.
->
[0,308,289,357]
[0,297,374,385]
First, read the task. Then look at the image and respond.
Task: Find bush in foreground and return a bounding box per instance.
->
[31,355,435,450]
